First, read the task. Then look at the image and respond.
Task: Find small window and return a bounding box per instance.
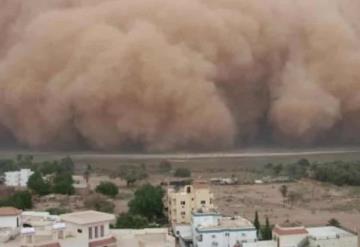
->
[100,225,104,237]
[201,200,206,205]
[89,227,92,239]
[181,201,186,205]
[77,229,82,233]
[95,226,98,238]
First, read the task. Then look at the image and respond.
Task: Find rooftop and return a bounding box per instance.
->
[197,216,255,232]
[273,225,308,236]
[60,210,115,225]
[0,207,22,216]
[307,226,356,239]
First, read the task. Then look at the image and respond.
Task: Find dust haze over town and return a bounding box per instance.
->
[1,0,360,152]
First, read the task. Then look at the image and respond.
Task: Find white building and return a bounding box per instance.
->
[178,210,257,247]
[0,207,22,229]
[5,169,34,187]
[0,207,22,243]
[307,226,358,247]
[246,224,359,247]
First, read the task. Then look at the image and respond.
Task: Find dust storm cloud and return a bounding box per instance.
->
[0,0,360,151]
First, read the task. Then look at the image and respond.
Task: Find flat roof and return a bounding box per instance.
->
[307,226,356,239]
[273,225,308,236]
[60,210,115,225]
[197,216,255,232]
[0,207,22,216]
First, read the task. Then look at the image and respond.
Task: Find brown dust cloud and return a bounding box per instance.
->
[1,0,360,151]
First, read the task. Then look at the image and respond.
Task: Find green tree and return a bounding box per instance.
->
[27,171,50,196]
[273,164,283,176]
[115,213,149,229]
[174,168,191,178]
[261,217,272,240]
[118,165,148,187]
[253,211,260,236]
[128,184,165,222]
[96,181,119,198]
[8,191,33,210]
[53,173,74,195]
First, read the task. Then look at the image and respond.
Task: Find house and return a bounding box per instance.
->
[272,225,309,247]
[167,180,214,225]
[5,169,34,187]
[245,224,359,247]
[60,210,117,247]
[307,226,358,247]
[177,209,257,247]
[0,207,22,243]
[0,207,22,229]
[191,210,257,247]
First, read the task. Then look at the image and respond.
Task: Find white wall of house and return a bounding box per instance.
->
[5,169,33,187]
[0,215,21,229]
[194,229,257,247]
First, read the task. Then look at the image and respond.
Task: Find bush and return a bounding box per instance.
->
[174,168,191,178]
[0,191,33,210]
[118,165,148,186]
[84,194,115,213]
[47,207,70,215]
[115,213,149,229]
[96,182,119,198]
[128,184,166,223]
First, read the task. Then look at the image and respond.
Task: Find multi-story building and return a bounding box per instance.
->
[5,169,34,187]
[167,180,214,225]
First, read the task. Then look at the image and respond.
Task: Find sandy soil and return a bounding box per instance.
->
[211,180,360,231]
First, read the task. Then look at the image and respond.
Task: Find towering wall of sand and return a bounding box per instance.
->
[1,0,360,151]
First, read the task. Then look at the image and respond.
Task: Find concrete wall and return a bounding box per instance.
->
[194,229,257,247]
[0,215,20,229]
[308,235,358,247]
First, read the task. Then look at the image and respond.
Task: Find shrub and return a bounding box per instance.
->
[115,213,149,229]
[84,194,115,213]
[174,168,191,178]
[96,181,119,198]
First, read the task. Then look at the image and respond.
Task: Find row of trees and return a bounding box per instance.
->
[253,211,272,240]
[266,158,360,186]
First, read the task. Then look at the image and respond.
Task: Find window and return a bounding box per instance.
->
[95,226,98,238]
[77,229,82,233]
[181,211,186,215]
[187,187,191,193]
[100,225,104,237]
[89,227,93,239]
[180,201,186,205]
[201,200,206,205]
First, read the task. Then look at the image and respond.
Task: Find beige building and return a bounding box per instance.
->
[60,210,116,247]
[167,180,214,225]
